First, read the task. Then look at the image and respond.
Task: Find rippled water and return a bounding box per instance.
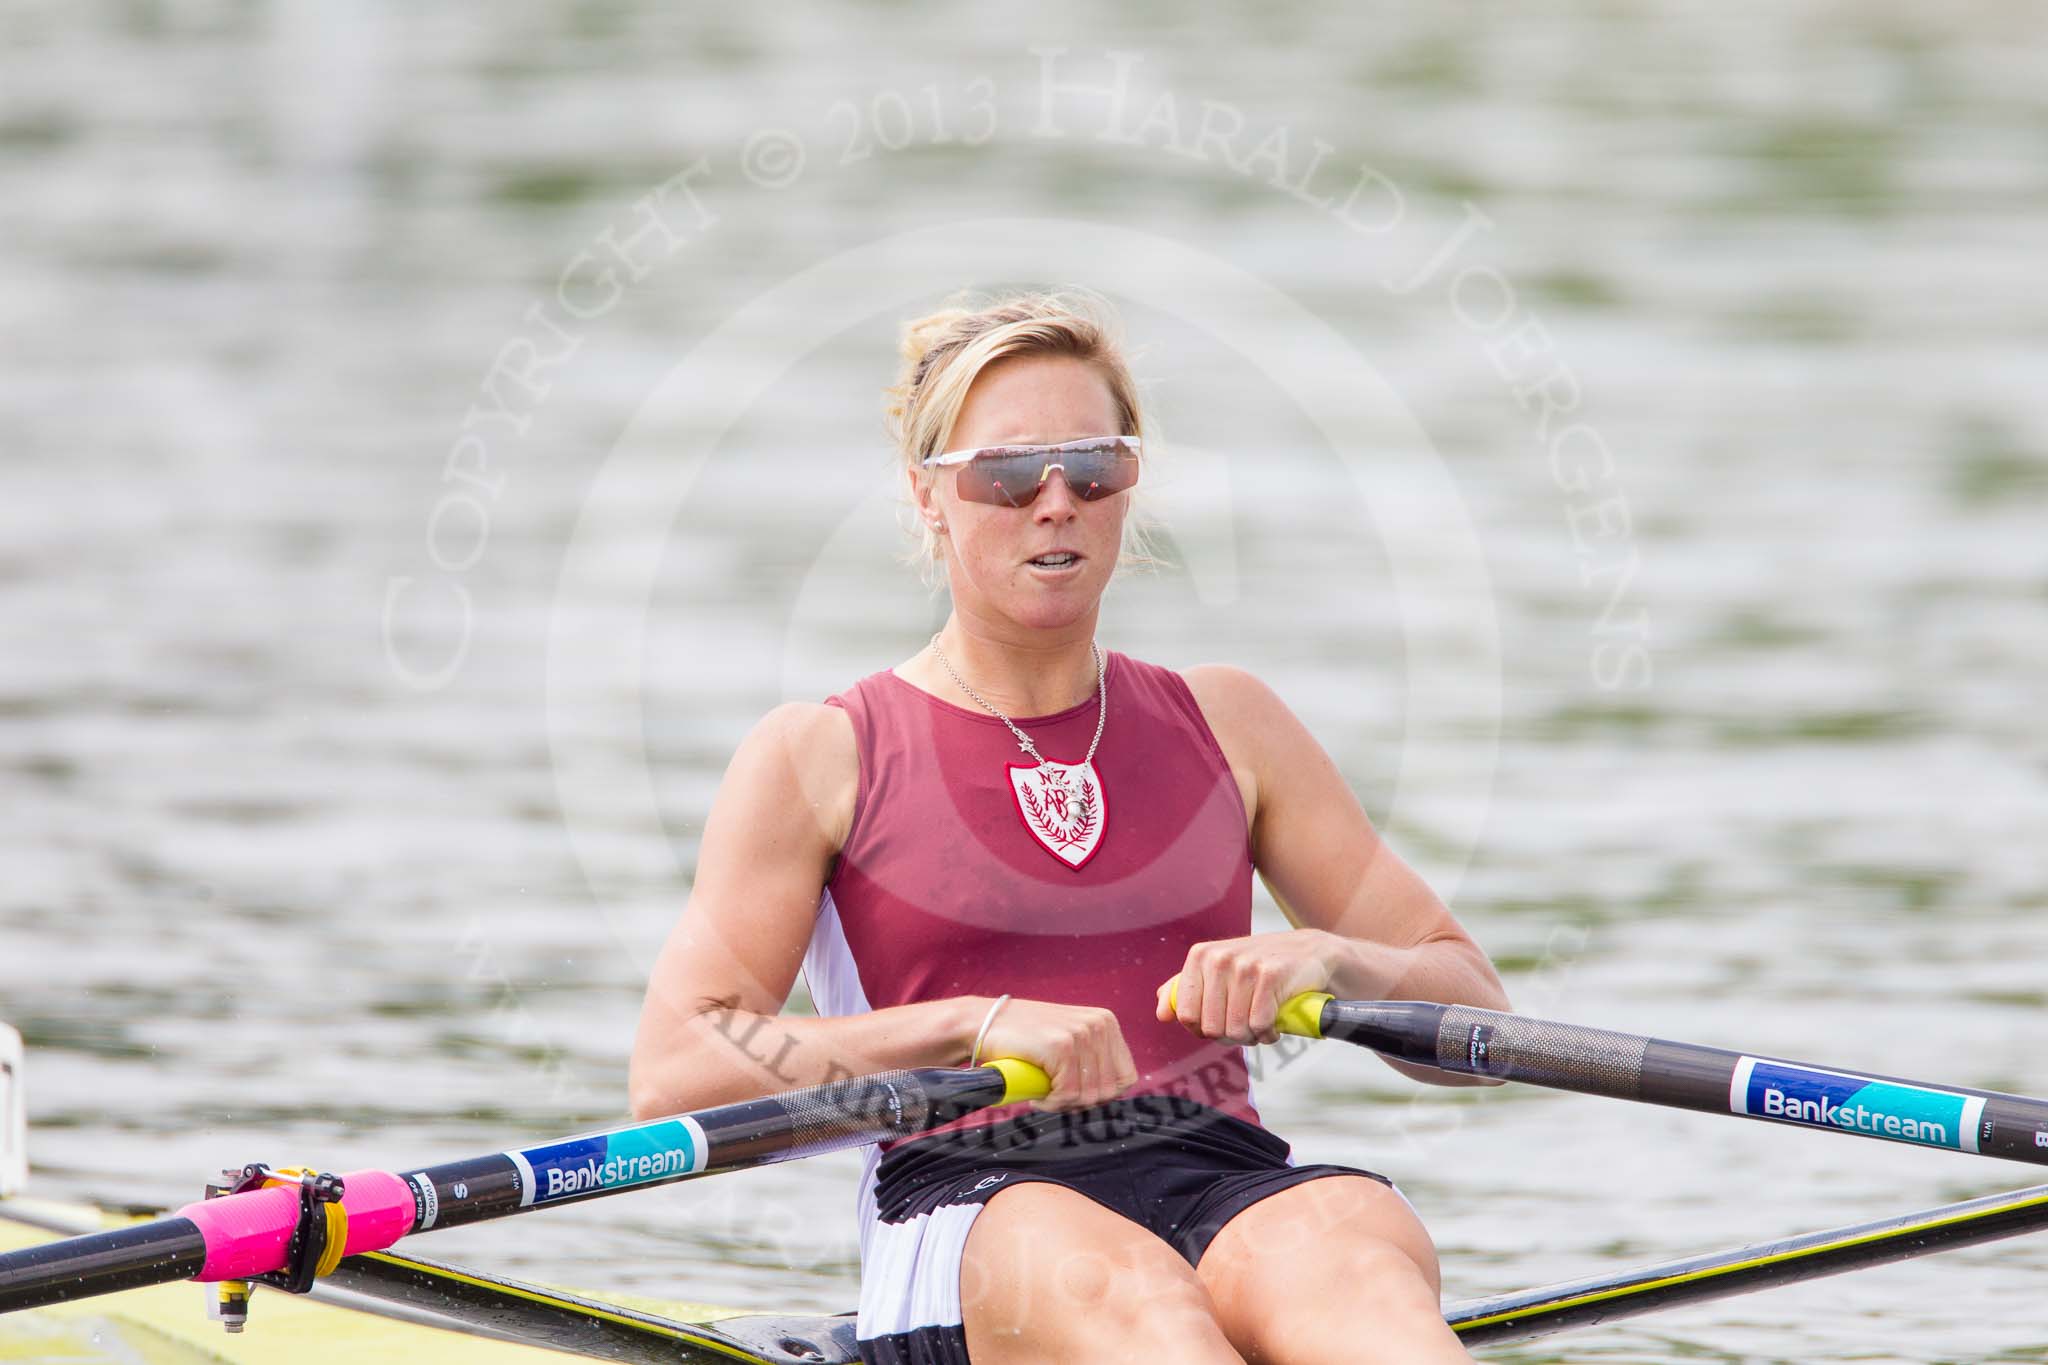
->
[3,4,2046,1361]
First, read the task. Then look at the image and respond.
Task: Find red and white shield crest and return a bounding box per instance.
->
[1007,759,1106,870]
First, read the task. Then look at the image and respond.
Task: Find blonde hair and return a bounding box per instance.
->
[883,287,1163,584]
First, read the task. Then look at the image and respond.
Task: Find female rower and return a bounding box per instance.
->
[630,289,1510,1364]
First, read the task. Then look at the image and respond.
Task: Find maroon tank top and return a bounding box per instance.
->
[801,651,1266,1143]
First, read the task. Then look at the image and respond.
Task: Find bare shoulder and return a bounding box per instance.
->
[1179,663,1288,732]
[1179,664,1299,830]
[724,700,859,852]
[748,699,856,757]
[1180,663,1312,762]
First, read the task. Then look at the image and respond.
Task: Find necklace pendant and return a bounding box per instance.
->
[1007,759,1107,870]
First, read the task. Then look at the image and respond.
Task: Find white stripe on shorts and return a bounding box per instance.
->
[856,1200,985,1340]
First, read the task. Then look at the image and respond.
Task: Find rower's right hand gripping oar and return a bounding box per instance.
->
[1164,983,2048,1167]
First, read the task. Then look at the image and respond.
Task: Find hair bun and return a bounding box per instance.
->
[899,307,975,369]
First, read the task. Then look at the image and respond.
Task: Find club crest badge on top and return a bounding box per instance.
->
[1008,759,1106,869]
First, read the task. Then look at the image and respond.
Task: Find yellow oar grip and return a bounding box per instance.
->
[1162,982,1331,1040]
[986,1057,1052,1104]
[1275,991,1331,1039]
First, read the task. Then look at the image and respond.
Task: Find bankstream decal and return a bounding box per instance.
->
[1731,1058,1985,1152]
[508,1116,709,1206]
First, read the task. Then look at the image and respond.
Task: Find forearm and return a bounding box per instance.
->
[629,995,989,1120]
[1322,930,1511,1087]
[1323,930,1509,1010]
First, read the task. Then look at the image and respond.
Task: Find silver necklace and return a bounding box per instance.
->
[929,634,1106,765]
[929,633,1110,870]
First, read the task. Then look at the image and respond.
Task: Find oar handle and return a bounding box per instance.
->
[985,1058,1051,1103]
[1160,981,1333,1039]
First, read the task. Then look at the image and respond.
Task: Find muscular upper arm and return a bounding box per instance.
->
[1181,664,1471,956]
[631,702,857,1068]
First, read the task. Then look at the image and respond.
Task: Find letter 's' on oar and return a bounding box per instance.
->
[1277,994,2048,1166]
[0,1060,1049,1316]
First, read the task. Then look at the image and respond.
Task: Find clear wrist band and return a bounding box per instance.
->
[969,993,1011,1068]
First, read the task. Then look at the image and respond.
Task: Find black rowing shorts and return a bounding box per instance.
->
[854,1095,1398,1364]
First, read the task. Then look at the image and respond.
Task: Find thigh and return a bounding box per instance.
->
[961,1181,1243,1365]
[1196,1176,1463,1364]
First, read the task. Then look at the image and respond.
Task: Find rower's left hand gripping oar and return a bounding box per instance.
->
[1165,981,2048,1169]
[0,1055,1049,1321]
[1160,980,1334,1040]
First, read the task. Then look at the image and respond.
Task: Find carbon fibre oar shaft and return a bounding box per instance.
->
[0,1059,1048,1315]
[1286,996,2048,1166]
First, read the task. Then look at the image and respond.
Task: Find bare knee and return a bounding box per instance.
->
[1240,1244,1455,1365]
[962,1184,1241,1363]
[1317,1237,1442,1311]
[968,1250,1219,1355]
[1199,1178,1461,1362]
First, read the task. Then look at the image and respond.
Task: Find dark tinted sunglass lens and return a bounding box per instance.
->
[1067,444,1139,499]
[958,456,1043,507]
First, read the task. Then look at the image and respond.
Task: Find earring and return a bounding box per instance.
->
[932,519,947,534]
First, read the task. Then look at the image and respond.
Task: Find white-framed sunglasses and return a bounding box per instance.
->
[919,435,1142,508]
